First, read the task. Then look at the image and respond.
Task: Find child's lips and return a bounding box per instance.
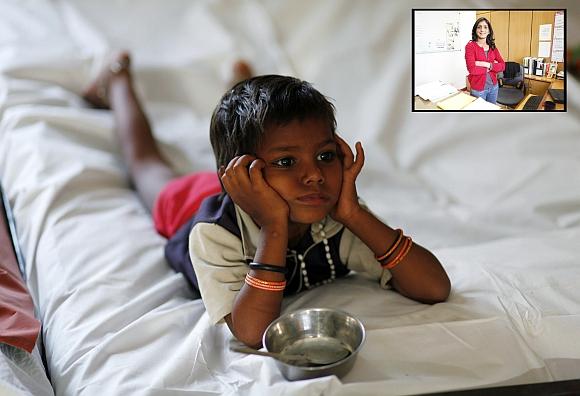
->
[297,193,331,206]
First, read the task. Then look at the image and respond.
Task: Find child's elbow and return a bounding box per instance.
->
[240,338,263,350]
[396,278,451,304]
[226,314,264,349]
[424,277,451,304]
[233,324,265,349]
[234,330,264,349]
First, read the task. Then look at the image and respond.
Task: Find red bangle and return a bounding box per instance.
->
[244,274,286,292]
[376,229,404,263]
[382,236,413,270]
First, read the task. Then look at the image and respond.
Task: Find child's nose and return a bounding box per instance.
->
[302,163,324,185]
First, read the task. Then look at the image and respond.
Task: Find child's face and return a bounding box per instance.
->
[255,117,342,227]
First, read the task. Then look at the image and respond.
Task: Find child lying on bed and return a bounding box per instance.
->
[83,52,451,348]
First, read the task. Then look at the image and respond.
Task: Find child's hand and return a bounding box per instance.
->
[220,155,289,228]
[331,135,365,225]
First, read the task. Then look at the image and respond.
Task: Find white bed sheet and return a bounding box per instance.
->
[0,343,53,396]
[1,0,580,395]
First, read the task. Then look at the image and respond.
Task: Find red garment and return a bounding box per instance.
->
[153,172,222,238]
[465,40,505,91]
[1,207,41,353]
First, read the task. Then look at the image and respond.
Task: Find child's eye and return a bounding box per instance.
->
[317,151,336,162]
[272,157,296,167]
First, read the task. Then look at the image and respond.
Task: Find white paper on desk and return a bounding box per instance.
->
[539,24,552,41]
[462,97,501,110]
[415,81,439,98]
[436,92,475,110]
[538,41,551,58]
[416,80,458,102]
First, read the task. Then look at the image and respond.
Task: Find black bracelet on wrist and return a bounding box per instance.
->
[249,262,288,275]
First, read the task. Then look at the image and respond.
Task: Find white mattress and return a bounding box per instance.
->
[1,1,580,395]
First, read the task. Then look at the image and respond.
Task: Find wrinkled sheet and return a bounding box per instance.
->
[0,343,53,396]
[1,0,580,395]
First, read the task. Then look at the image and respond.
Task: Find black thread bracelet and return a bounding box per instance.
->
[249,262,288,275]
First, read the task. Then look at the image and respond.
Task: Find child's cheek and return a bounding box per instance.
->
[262,172,289,198]
[328,164,343,189]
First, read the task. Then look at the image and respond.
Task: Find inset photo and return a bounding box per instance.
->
[412,9,566,111]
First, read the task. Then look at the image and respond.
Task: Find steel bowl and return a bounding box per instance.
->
[263,308,365,381]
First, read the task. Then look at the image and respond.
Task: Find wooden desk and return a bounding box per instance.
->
[414,92,502,111]
[515,94,536,110]
[539,79,565,111]
[524,74,559,98]
[516,79,565,111]
[414,95,440,110]
[524,74,558,83]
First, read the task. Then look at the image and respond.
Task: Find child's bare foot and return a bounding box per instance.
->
[83,52,131,109]
[229,60,253,87]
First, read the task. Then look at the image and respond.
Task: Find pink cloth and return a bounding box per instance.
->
[0,210,41,353]
[153,172,222,238]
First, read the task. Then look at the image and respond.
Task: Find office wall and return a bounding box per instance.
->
[477,10,564,71]
[414,11,475,90]
[508,11,533,63]
[490,11,509,61]
[531,10,564,71]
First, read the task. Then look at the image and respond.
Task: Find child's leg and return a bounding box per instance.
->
[83,52,175,212]
[83,52,253,213]
[84,53,252,212]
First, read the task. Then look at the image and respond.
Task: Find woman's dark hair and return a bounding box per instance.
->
[209,75,336,169]
[471,17,496,50]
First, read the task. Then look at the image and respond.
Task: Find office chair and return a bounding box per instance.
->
[497,62,525,107]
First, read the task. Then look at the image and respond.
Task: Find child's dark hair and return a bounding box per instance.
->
[210,75,336,169]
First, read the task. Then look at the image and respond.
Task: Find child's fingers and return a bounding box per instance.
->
[222,156,240,172]
[219,156,239,189]
[233,154,255,172]
[222,155,254,190]
[341,141,364,183]
[248,159,269,189]
[352,141,365,176]
[335,134,354,168]
[218,165,233,194]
